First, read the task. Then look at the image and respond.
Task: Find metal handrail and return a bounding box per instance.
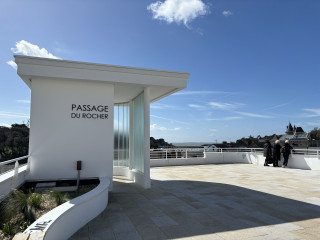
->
[0,155,30,166]
[291,149,319,156]
[150,147,320,159]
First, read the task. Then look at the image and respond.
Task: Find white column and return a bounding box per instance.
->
[143,87,151,188]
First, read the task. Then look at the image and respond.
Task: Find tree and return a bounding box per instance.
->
[310,127,320,140]
[0,124,29,161]
[150,137,173,149]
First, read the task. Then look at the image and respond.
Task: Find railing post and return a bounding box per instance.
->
[14,160,19,177]
[186,149,188,159]
[27,157,31,171]
[165,150,167,161]
[176,150,178,159]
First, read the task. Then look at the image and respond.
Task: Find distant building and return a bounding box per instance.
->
[279,122,309,148]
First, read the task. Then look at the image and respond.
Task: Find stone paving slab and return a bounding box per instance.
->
[70,164,320,240]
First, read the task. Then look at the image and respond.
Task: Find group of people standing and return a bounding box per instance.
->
[263,140,293,168]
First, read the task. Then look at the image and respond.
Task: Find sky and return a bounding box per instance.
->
[0,0,320,143]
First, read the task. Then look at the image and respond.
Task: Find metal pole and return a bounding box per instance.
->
[76,170,80,192]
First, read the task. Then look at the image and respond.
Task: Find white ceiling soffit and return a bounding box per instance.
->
[14,55,189,103]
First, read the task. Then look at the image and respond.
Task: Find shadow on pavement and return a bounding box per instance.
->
[106,179,320,239]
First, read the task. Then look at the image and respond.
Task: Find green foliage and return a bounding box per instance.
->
[310,127,320,140]
[19,220,30,231]
[50,190,64,206]
[28,192,43,209]
[150,137,173,149]
[0,189,42,228]
[12,189,36,222]
[0,123,29,161]
[2,222,14,236]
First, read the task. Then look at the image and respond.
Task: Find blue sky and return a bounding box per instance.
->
[1,0,319,143]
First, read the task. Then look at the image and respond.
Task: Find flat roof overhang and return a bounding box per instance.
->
[14,55,189,103]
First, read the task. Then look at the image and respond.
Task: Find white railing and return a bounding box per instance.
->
[150,147,320,170]
[0,155,30,176]
[150,148,320,160]
[150,148,265,160]
[218,148,263,153]
[0,155,30,200]
[291,149,320,158]
[150,149,204,160]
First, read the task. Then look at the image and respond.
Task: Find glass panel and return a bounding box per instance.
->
[133,93,144,172]
[114,103,130,167]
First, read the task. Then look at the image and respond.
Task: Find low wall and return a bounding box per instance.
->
[150,157,206,167]
[0,165,28,201]
[24,177,110,240]
[251,153,320,170]
[150,152,264,167]
[204,152,264,164]
[150,152,320,170]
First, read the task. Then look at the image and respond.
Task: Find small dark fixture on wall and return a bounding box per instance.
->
[77,160,82,170]
[76,160,82,191]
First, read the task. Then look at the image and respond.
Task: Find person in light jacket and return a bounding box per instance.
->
[273,140,281,167]
[282,140,293,168]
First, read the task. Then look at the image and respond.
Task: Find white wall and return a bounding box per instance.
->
[28,78,114,180]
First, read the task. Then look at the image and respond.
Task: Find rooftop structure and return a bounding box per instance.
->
[14,55,189,188]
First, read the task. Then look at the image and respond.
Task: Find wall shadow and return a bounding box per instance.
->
[108,179,320,239]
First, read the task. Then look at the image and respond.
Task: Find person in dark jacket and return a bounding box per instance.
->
[282,140,293,168]
[263,140,272,166]
[273,140,281,167]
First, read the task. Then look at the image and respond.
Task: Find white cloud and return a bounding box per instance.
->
[263,102,290,111]
[7,60,17,70]
[16,100,31,104]
[0,111,29,118]
[11,40,60,59]
[222,10,233,17]
[147,0,210,27]
[208,101,243,110]
[173,90,231,96]
[298,121,320,127]
[0,123,11,128]
[151,103,182,110]
[234,111,273,119]
[206,116,243,121]
[151,114,190,125]
[150,123,181,131]
[188,104,205,110]
[302,108,320,117]
[7,40,61,69]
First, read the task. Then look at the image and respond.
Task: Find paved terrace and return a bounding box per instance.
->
[70,164,320,240]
